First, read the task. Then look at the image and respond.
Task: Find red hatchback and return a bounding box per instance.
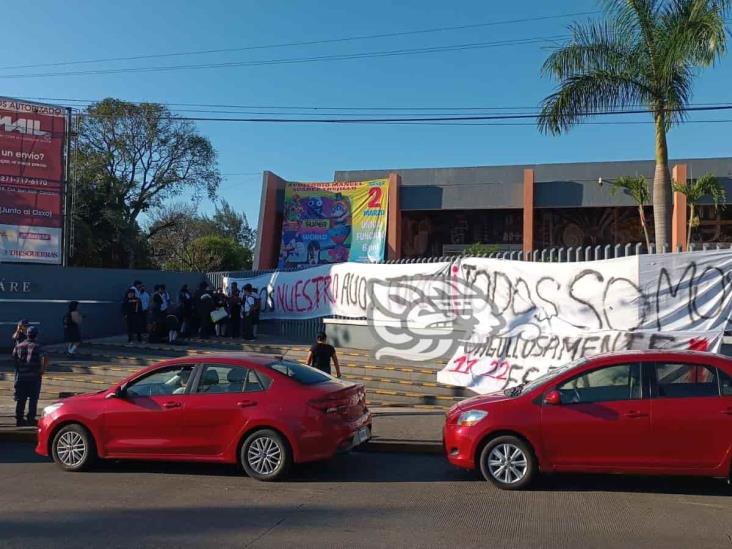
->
[444,350,732,489]
[37,353,372,480]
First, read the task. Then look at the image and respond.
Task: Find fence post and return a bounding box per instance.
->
[540,249,547,262]
[662,243,669,254]
[688,243,695,252]
[532,250,539,262]
[604,244,612,260]
[557,248,565,263]
[594,245,602,261]
[702,243,709,251]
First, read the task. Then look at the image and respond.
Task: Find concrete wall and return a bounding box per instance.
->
[0,264,204,349]
[335,157,732,210]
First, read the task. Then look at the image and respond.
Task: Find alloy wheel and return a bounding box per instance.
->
[246,436,282,476]
[56,431,87,468]
[487,443,528,485]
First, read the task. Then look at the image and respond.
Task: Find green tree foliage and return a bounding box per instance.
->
[147,201,254,271]
[607,176,652,250]
[672,173,726,244]
[71,98,221,267]
[538,0,729,250]
[187,235,253,273]
[464,242,501,256]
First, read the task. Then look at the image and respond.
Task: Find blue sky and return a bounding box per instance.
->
[3,0,732,227]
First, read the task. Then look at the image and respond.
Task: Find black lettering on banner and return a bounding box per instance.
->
[562,337,582,360]
[655,263,695,330]
[534,277,560,322]
[512,278,536,316]
[649,333,675,349]
[490,271,513,316]
[580,336,600,356]
[568,270,604,329]
[690,266,727,321]
[602,277,649,331]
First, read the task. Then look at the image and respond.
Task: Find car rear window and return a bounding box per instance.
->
[267,360,331,385]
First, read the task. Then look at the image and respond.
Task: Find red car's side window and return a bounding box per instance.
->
[653,363,719,399]
[557,363,641,404]
[718,368,732,396]
[194,364,272,394]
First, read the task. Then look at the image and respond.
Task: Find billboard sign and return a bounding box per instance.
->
[277,179,389,269]
[0,98,67,264]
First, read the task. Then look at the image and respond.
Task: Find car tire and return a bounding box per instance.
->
[240,429,292,481]
[51,424,97,472]
[479,435,536,490]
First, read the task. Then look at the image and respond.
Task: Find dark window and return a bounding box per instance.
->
[268,360,331,385]
[654,363,719,399]
[719,369,732,396]
[195,365,250,394]
[126,365,194,397]
[557,364,641,404]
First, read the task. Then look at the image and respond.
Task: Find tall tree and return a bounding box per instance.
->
[672,173,726,244]
[212,200,256,248]
[607,175,652,250]
[538,0,729,249]
[75,98,221,266]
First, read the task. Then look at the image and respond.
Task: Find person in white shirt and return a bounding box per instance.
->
[160,284,170,313]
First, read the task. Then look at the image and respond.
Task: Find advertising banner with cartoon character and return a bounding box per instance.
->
[226,250,732,394]
[277,179,388,269]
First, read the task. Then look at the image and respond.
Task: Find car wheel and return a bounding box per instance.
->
[51,424,96,472]
[479,435,536,490]
[240,429,292,481]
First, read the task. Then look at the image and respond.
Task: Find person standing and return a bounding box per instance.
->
[139,284,151,338]
[241,284,256,341]
[178,284,193,337]
[306,332,341,377]
[149,285,164,343]
[160,284,171,314]
[12,326,47,427]
[12,319,29,346]
[198,286,215,339]
[251,288,262,339]
[228,283,241,338]
[122,289,142,343]
[63,301,82,356]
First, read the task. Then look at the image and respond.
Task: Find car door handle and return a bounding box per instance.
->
[624,411,649,418]
[163,401,182,409]
[237,400,257,408]
[722,408,732,416]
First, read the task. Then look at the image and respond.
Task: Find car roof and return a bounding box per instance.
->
[153,352,286,368]
[587,349,732,363]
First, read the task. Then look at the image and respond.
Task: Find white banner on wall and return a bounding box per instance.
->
[226,250,732,394]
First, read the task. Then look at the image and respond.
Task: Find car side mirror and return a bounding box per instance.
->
[543,390,561,406]
[106,385,126,399]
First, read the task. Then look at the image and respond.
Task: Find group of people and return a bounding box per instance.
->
[121,280,262,344]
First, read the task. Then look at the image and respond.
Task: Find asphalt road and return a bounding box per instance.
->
[0,442,730,549]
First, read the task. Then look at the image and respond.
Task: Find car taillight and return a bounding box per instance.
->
[308,397,340,414]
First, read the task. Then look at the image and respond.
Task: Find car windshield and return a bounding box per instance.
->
[504,357,588,396]
[267,360,332,385]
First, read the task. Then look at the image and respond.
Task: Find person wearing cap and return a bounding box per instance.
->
[11,326,47,427]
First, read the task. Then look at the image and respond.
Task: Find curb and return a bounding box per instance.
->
[0,429,37,443]
[360,438,443,455]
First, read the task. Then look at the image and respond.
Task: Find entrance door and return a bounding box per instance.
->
[541,362,653,471]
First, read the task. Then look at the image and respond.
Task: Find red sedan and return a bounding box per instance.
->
[444,350,732,489]
[37,353,372,480]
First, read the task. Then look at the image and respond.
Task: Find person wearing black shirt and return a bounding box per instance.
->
[306,332,341,377]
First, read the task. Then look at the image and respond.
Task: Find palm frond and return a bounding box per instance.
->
[659,0,730,70]
[542,20,640,79]
[672,173,726,210]
[609,175,651,204]
[538,71,651,134]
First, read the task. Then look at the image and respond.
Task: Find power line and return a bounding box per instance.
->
[70,103,732,123]
[0,10,598,71]
[0,35,566,79]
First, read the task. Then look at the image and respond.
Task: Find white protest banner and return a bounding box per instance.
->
[227,251,732,394]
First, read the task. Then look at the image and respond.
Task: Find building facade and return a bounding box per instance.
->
[254,157,732,269]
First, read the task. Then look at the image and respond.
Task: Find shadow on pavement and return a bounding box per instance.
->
[532,472,731,496]
[0,504,380,546]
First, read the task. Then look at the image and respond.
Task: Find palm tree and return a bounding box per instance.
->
[607,176,652,249]
[538,0,729,250]
[671,173,726,244]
